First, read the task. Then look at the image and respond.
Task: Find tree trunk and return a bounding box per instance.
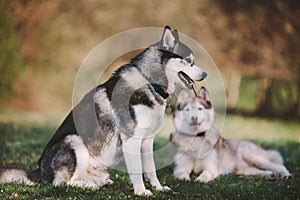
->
[227,71,241,110]
[257,77,270,109]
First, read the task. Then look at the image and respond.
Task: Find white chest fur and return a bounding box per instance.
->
[132,104,166,137]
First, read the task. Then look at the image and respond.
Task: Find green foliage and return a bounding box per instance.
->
[236,76,258,112]
[0,9,25,102]
[235,76,300,118]
[261,80,300,117]
[0,121,299,199]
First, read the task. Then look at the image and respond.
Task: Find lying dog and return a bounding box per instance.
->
[170,87,292,182]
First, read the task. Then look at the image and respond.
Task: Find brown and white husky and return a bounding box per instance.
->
[170,87,292,182]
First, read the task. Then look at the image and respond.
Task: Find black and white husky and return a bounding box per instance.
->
[170,87,292,182]
[0,26,207,195]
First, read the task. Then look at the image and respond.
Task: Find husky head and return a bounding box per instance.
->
[174,87,214,136]
[160,26,207,94]
[132,26,207,95]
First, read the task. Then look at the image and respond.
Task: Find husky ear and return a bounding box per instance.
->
[161,26,177,50]
[172,29,179,43]
[199,87,211,105]
[176,90,191,110]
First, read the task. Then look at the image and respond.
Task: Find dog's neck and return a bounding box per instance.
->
[131,48,170,99]
[149,80,169,99]
[179,131,207,137]
[196,131,206,137]
[134,66,169,99]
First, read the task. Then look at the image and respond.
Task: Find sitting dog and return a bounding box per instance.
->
[0,26,207,196]
[170,87,292,182]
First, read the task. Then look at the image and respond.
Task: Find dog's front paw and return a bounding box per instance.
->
[155,185,171,191]
[135,189,153,196]
[106,178,114,185]
[174,172,191,181]
[195,171,214,183]
[178,175,191,181]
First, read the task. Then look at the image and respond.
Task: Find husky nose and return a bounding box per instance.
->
[201,72,207,80]
[191,116,198,123]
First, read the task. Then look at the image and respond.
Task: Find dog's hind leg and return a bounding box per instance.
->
[64,135,103,189]
[52,167,72,186]
[42,135,89,187]
[245,153,291,179]
[236,166,278,179]
[50,149,76,186]
[39,140,76,185]
[142,137,171,191]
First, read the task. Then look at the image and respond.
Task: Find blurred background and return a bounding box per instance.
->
[0,0,299,141]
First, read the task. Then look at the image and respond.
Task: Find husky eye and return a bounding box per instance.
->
[185,57,194,66]
[198,107,202,110]
[181,59,188,65]
[185,57,192,63]
[185,108,190,111]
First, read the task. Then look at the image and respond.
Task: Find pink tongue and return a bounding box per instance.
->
[192,125,198,131]
[191,82,199,97]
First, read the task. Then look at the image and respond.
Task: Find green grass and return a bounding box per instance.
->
[222,114,300,142]
[0,115,300,200]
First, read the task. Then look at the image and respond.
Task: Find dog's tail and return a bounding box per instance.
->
[0,167,40,185]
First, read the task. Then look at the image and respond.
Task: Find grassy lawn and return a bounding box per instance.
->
[0,114,299,199]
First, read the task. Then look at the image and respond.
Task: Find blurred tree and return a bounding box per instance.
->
[0,0,299,118]
[214,0,300,117]
[0,9,25,104]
